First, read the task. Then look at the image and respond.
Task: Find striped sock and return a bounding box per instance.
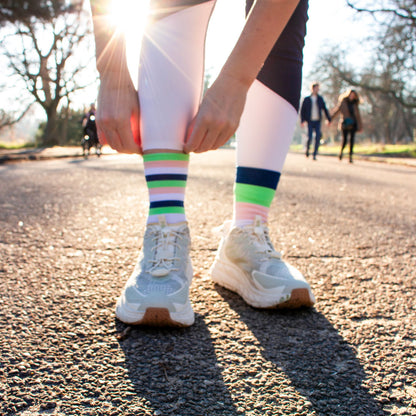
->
[233,166,281,228]
[143,152,189,224]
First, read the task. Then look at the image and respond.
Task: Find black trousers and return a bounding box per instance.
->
[341,129,357,159]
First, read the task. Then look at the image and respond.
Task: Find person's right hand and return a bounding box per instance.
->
[183,73,248,153]
[96,76,141,154]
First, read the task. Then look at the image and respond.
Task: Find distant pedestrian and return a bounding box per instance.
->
[82,103,99,147]
[300,82,331,160]
[331,89,362,163]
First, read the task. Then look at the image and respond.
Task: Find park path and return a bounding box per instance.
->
[1,150,415,415]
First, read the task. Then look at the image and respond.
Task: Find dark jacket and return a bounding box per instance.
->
[300,94,331,123]
[331,98,362,131]
[82,110,97,135]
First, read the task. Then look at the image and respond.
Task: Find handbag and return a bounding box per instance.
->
[342,117,355,130]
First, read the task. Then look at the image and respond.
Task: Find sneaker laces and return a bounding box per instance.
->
[148,228,184,277]
[251,218,282,261]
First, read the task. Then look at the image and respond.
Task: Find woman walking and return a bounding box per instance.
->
[331,89,362,163]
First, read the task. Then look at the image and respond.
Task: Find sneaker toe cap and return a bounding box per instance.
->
[253,262,311,292]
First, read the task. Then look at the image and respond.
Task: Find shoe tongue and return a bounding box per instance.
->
[150,222,176,277]
[253,216,265,239]
[158,214,168,229]
[250,217,280,257]
[253,215,263,231]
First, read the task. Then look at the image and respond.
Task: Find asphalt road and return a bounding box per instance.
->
[1,151,415,416]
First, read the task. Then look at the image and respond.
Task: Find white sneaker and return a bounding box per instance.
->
[211,216,315,309]
[115,215,194,327]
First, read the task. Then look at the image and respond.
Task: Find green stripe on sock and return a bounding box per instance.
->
[147,180,187,188]
[235,183,275,207]
[149,206,185,215]
[143,153,189,162]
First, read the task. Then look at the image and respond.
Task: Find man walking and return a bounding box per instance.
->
[300,82,331,160]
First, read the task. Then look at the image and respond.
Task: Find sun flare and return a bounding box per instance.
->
[108,0,150,38]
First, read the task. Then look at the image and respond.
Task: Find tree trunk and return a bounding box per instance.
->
[42,105,59,147]
[60,101,70,146]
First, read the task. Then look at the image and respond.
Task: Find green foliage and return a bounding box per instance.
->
[354,144,416,158]
[290,143,416,158]
[0,141,36,150]
[35,107,85,146]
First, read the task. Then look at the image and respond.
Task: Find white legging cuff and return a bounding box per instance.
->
[236,80,298,173]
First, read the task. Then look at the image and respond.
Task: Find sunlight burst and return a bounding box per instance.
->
[108,0,150,39]
[107,0,150,86]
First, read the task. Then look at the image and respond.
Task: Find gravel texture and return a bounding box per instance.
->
[0,151,415,415]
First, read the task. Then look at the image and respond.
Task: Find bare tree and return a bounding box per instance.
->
[310,49,415,143]
[345,0,416,109]
[346,0,416,23]
[307,1,416,144]
[0,105,31,130]
[0,1,78,25]
[0,0,96,146]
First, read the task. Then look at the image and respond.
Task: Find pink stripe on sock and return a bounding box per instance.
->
[145,160,189,169]
[234,202,268,222]
[148,187,185,195]
[143,156,189,225]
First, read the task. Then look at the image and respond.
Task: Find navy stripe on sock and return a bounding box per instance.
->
[236,166,281,189]
[149,200,184,209]
[145,174,188,182]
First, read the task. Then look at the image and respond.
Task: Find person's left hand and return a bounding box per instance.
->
[96,75,142,154]
[184,73,249,153]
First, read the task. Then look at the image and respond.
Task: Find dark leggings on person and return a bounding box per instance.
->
[341,129,356,159]
[246,0,308,111]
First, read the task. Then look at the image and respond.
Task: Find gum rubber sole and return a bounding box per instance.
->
[272,288,315,309]
[216,284,315,310]
[123,307,191,327]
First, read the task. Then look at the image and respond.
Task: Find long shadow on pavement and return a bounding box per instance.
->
[215,285,388,416]
[116,314,241,416]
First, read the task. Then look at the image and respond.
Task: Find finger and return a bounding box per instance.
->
[117,123,141,154]
[101,127,123,153]
[212,127,234,151]
[99,120,141,154]
[196,117,231,152]
[96,126,108,146]
[130,112,142,150]
[193,125,222,153]
[184,116,196,147]
[184,120,208,153]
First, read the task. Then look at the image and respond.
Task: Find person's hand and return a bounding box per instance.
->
[96,75,141,154]
[301,121,306,128]
[184,73,249,153]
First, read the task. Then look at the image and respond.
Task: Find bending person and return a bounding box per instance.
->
[90,0,315,327]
